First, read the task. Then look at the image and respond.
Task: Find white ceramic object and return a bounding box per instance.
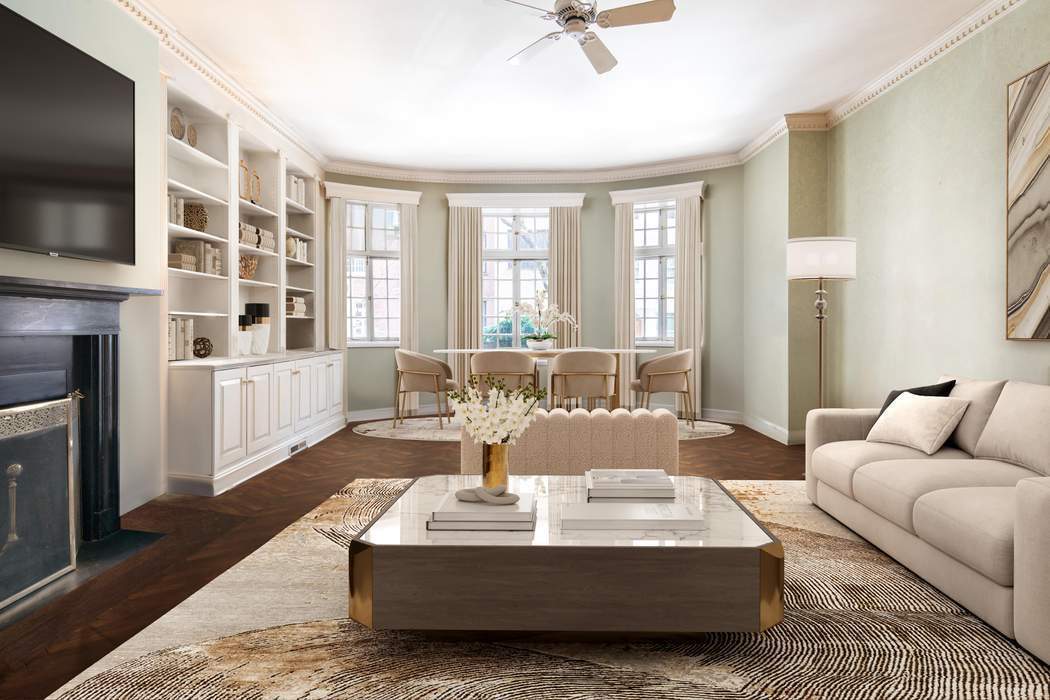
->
[251,324,271,354]
[526,339,554,351]
[237,330,253,356]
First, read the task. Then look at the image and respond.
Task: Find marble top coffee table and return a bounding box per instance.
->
[349,475,783,633]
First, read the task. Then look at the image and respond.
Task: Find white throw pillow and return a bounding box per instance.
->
[867,392,971,455]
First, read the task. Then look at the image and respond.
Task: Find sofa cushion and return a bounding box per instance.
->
[939,376,1007,455]
[913,487,1015,586]
[853,459,1036,533]
[974,381,1050,476]
[811,441,970,498]
[879,379,956,416]
[866,392,970,455]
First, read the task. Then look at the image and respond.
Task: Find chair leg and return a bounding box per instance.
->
[433,375,443,429]
[685,385,696,428]
[392,372,401,429]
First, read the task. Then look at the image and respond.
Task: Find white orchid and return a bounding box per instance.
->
[511,290,578,340]
[448,378,546,445]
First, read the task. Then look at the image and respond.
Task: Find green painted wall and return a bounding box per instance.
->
[827,0,1050,407]
[0,0,165,513]
[326,168,746,415]
[740,136,790,434]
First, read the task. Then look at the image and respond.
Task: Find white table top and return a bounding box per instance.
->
[357,475,774,549]
[433,347,656,355]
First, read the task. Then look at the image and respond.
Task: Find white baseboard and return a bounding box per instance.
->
[346,403,439,423]
[700,408,798,446]
[167,415,347,497]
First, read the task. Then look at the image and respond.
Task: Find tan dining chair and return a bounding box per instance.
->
[550,350,616,410]
[632,349,695,427]
[393,349,458,429]
[470,350,538,395]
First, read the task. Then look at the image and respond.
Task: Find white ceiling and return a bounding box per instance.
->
[150,0,985,171]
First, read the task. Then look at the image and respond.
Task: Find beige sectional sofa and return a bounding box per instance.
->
[806,378,1050,664]
[461,407,678,476]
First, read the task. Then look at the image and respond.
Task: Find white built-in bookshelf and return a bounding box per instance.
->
[165,85,322,363]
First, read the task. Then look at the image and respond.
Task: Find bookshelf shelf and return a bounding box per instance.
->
[167,136,228,171]
[285,284,314,294]
[239,243,278,257]
[168,222,227,245]
[169,267,227,281]
[169,310,229,317]
[239,198,278,218]
[239,278,278,288]
[285,197,314,215]
[286,227,313,240]
[168,178,227,207]
[286,258,313,267]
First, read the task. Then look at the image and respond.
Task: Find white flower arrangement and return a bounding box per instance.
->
[448,378,546,445]
[512,290,578,341]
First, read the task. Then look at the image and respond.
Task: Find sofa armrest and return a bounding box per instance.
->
[1015,477,1050,665]
[805,408,880,503]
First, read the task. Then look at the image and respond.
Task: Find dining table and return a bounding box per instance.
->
[432,347,657,410]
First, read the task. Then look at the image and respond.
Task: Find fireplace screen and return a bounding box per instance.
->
[0,394,78,610]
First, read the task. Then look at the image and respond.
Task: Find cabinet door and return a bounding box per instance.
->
[274,361,295,441]
[328,357,344,416]
[214,368,247,469]
[246,364,276,454]
[293,360,313,430]
[312,357,328,418]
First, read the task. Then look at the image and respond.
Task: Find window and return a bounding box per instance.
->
[633,200,676,344]
[347,202,400,343]
[481,208,549,348]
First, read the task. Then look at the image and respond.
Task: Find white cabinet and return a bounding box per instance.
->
[246,364,276,454]
[214,368,247,469]
[274,361,295,441]
[168,351,346,497]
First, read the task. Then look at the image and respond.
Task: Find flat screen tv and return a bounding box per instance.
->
[0,5,135,265]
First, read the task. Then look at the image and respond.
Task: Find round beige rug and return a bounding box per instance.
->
[353,417,733,442]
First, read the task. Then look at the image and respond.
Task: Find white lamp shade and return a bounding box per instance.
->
[786,237,857,280]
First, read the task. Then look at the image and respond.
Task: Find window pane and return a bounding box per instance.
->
[351,318,367,339]
[645,319,659,338]
[349,227,365,251]
[374,319,387,338]
[349,203,366,228]
[350,278,366,297]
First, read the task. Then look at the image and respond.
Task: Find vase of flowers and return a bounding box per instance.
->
[513,290,578,351]
[448,377,546,490]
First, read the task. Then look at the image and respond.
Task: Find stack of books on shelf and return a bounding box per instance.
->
[171,239,222,276]
[287,174,307,205]
[426,492,536,531]
[167,317,194,361]
[585,469,675,502]
[238,222,276,253]
[286,295,307,318]
[289,237,309,262]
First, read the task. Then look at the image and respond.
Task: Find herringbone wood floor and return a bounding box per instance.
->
[0,421,802,699]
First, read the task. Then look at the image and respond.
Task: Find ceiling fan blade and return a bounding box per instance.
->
[578,32,618,75]
[596,0,676,28]
[508,31,563,65]
[485,0,554,19]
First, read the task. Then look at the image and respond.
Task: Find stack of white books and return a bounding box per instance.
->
[426,493,537,531]
[561,502,704,531]
[585,469,675,502]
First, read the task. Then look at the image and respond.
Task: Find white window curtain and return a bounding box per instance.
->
[549,206,582,348]
[399,202,420,410]
[612,202,636,401]
[675,192,704,416]
[326,197,347,350]
[447,206,483,386]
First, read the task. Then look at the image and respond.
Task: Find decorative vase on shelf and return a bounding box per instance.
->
[526,338,554,351]
[482,443,510,490]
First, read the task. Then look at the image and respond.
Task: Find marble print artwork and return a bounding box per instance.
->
[1007,60,1050,338]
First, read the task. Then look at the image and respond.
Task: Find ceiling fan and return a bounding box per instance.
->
[496,0,676,75]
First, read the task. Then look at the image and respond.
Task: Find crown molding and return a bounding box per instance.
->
[446,192,586,208]
[784,113,830,131]
[113,0,326,165]
[324,182,422,206]
[326,153,740,185]
[828,0,1027,126]
[738,119,788,163]
[609,181,705,205]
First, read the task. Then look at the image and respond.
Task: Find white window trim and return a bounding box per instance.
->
[448,192,585,208]
[347,201,402,344]
[609,180,704,206]
[326,181,421,205]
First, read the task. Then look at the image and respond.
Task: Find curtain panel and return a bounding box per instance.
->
[326,197,347,350]
[612,202,636,401]
[675,194,704,416]
[548,206,582,348]
[400,202,420,410]
[447,206,483,387]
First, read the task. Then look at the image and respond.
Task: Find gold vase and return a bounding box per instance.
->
[482,443,509,490]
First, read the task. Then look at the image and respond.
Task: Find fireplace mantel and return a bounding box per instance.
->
[0,275,160,540]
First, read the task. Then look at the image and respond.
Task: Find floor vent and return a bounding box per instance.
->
[289,440,308,456]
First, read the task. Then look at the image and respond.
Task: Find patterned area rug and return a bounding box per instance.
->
[352,417,734,442]
[58,479,1050,700]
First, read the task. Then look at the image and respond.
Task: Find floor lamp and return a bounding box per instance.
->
[786,237,857,408]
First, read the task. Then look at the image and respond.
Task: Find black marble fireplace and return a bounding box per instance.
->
[0,276,159,543]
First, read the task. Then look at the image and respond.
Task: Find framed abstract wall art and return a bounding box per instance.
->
[1007,60,1050,339]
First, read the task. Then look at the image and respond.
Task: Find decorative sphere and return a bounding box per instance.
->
[193,337,213,359]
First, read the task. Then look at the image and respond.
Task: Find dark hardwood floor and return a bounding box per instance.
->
[0,420,802,699]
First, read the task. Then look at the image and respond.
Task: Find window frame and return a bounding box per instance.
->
[633,200,676,346]
[346,201,401,346]
[481,208,550,349]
